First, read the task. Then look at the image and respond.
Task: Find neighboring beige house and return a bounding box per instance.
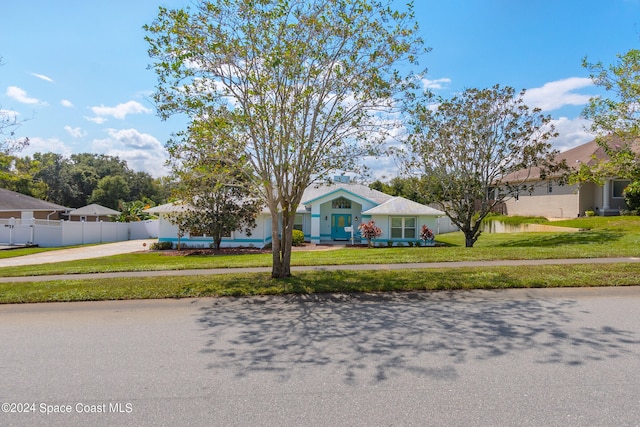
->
[502,138,634,218]
[0,187,69,220]
[67,203,120,222]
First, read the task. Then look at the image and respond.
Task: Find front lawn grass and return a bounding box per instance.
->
[1,216,640,278]
[2,263,639,304]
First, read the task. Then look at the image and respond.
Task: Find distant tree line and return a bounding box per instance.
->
[0,152,171,210]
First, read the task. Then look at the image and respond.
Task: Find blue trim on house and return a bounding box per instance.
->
[159,237,269,244]
[310,235,320,240]
[302,188,379,207]
[311,214,321,218]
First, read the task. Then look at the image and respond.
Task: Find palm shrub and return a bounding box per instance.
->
[420,225,435,245]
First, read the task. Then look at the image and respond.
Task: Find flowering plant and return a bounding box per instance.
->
[420,225,434,243]
[358,220,382,248]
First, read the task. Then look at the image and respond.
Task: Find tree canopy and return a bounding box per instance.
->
[167,118,263,250]
[0,56,29,155]
[0,152,169,210]
[406,85,559,247]
[145,0,426,277]
[579,48,640,188]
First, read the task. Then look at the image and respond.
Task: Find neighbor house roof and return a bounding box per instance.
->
[0,188,68,212]
[67,203,120,216]
[362,197,445,216]
[501,136,640,183]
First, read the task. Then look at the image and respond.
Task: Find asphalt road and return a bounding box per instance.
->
[1,287,639,426]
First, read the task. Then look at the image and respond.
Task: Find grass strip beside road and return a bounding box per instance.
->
[2,263,640,304]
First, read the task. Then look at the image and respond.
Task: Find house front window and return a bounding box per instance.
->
[190,228,231,238]
[613,180,630,198]
[294,214,303,231]
[391,217,416,239]
[332,197,351,209]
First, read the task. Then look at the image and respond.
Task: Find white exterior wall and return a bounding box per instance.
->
[0,218,159,247]
[155,213,271,248]
[502,182,581,218]
[364,214,444,245]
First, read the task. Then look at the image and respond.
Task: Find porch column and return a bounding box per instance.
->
[602,180,611,210]
[310,204,321,244]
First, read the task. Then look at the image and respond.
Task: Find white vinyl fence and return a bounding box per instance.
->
[0,218,158,247]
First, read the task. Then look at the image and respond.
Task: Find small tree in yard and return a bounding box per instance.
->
[167,120,263,250]
[358,220,382,248]
[406,85,561,247]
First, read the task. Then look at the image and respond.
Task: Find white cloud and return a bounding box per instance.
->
[61,99,74,108]
[64,125,86,138]
[84,116,108,124]
[31,73,53,82]
[105,128,163,150]
[20,137,73,157]
[548,116,595,153]
[92,128,168,177]
[523,77,593,111]
[88,100,152,121]
[421,77,451,90]
[6,86,46,105]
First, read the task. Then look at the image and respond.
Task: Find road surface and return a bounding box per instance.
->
[1,287,639,426]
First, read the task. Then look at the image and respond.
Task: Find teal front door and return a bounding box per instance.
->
[331,214,352,240]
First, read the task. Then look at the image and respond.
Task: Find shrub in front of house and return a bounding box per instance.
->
[292,229,305,246]
[358,220,382,248]
[150,241,173,250]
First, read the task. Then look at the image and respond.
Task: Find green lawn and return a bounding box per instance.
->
[1,216,639,303]
[2,216,639,278]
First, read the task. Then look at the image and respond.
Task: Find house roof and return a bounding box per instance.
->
[147,182,437,217]
[301,182,393,206]
[68,203,120,216]
[0,188,68,212]
[145,202,190,214]
[362,197,445,216]
[502,136,640,183]
[146,201,270,215]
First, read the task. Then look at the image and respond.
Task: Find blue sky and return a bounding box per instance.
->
[1,0,639,179]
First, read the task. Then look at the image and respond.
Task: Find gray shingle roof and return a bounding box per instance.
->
[68,203,120,216]
[0,188,68,211]
[362,197,445,216]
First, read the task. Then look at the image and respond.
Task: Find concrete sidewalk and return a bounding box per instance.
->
[1,256,640,283]
[0,239,156,268]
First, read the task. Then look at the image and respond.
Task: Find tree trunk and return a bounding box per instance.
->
[465,233,475,247]
[270,211,284,278]
[270,210,295,278]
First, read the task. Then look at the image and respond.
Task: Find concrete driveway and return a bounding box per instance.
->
[0,239,156,267]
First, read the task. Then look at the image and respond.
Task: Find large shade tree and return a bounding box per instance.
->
[145,0,425,277]
[406,85,560,247]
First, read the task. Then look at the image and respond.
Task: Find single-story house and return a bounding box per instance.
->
[66,203,120,222]
[146,179,447,248]
[501,137,636,218]
[0,187,69,220]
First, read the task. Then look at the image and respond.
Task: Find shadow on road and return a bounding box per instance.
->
[195,291,640,385]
